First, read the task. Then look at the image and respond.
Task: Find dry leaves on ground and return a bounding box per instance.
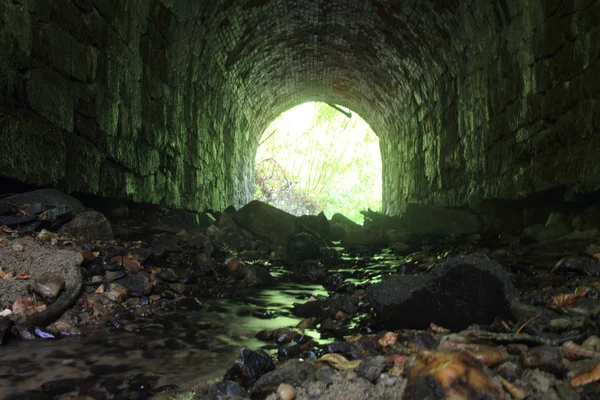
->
[315,353,362,370]
[12,297,46,316]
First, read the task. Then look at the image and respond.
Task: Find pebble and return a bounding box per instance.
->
[33,273,65,301]
[105,283,128,303]
[277,383,296,400]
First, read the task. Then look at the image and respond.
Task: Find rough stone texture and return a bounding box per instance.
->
[365,254,518,330]
[57,210,113,241]
[0,1,599,213]
[0,239,83,310]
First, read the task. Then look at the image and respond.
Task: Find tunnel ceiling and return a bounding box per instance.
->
[0,0,599,215]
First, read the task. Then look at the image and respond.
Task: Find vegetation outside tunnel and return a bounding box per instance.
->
[254,102,382,224]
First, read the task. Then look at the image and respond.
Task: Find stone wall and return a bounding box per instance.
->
[1,0,599,215]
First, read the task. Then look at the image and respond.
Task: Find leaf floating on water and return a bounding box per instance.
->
[498,375,531,400]
[561,341,598,360]
[428,323,450,334]
[571,362,600,387]
[378,331,398,349]
[316,353,361,370]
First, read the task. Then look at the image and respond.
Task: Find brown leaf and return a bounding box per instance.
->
[548,293,578,310]
[95,284,105,294]
[345,335,362,343]
[0,267,5,279]
[0,238,8,244]
[92,251,100,257]
[574,286,592,298]
[428,323,450,334]
[12,297,46,316]
[13,272,30,280]
[388,362,404,377]
[498,375,530,400]
[316,353,361,370]
[562,341,598,361]
[385,354,410,364]
[149,295,161,304]
[335,311,349,321]
[378,331,398,349]
[491,316,511,330]
[110,255,142,272]
[571,362,600,387]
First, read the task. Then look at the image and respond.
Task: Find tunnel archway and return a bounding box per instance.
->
[0,1,598,216]
[254,102,382,222]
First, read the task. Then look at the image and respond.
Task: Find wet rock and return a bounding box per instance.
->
[522,369,555,394]
[224,347,275,388]
[249,359,315,398]
[293,260,327,283]
[295,212,330,239]
[208,380,248,400]
[496,361,522,382]
[105,283,128,303]
[0,189,85,215]
[234,201,297,245]
[276,383,296,400]
[195,253,215,274]
[278,343,302,359]
[365,254,517,330]
[399,203,480,237]
[553,256,600,276]
[105,270,126,282]
[156,269,179,283]
[153,209,203,233]
[150,235,181,257]
[241,264,275,287]
[293,294,358,320]
[166,252,183,266]
[357,355,388,382]
[287,233,321,261]
[0,317,13,345]
[33,273,65,301]
[118,273,152,296]
[58,211,113,241]
[521,346,565,376]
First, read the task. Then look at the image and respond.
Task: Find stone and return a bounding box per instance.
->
[208,381,248,400]
[105,283,128,303]
[287,233,321,261]
[118,272,152,296]
[0,317,13,345]
[0,239,82,310]
[398,203,480,236]
[249,359,315,398]
[520,346,565,376]
[0,189,85,215]
[234,201,297,245]
[365,254,517,330]
[58,210,113,241]
[295,212,330,239]
[241,264,275,287]
[357,355,388,382]
[33,273,65,301]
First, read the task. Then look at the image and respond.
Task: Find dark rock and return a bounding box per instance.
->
[287,232,321,261]
[0,215,38,226]
[325,342,358,356]
[295,212,330,239]
[58,210,113,241]
[88,263,105,276]
[399,203,480,236]
[150,235,181,257]
[293,260,328,283]
[166,252,183,266]
[224,347,275,388]
[521,346,566,376]
[278,343,302,359]
[241,264,275,287]
[293,293,357,320]
[357,355,388,382]
[365,254,517,330]
[404,375,445,400]
[195,253,215,274]
[105,270,126,282]
[249,359,316,398]
[153,209,201,233]
[553,256,600,276]
[0,189,85,215]
[0,317,13,345]
[39,204,75,224]
[208,381,248,400]
[156,269,179,282]
[234,201,297,245]
[118,273,152,296]
[33,273,65,301]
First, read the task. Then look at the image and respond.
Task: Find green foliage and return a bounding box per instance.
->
[254,102,382,223]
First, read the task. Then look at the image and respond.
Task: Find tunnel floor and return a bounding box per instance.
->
[1,190,600,399]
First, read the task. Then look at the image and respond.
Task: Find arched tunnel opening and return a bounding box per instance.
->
[254,102,382,222]
[1,0,600,397]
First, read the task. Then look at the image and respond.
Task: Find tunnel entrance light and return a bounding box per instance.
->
[254,102,382,224]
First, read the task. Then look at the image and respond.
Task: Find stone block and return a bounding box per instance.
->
[26,68,74,132]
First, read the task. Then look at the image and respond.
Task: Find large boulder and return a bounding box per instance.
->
[399,203,480,236]
[0,239,83,310]
[0,189,85,214]
[365,254,517,330]
[234,201,297,245]
[58,210,113,241]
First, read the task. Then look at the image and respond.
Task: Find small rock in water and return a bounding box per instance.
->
[287,233,321,261]
[58,210,113,241]
[33,273,65,301]
[105,283,128,303]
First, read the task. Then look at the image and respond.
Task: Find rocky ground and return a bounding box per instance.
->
[2,189,600,399]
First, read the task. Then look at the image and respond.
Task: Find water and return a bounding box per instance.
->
[0,249,401,399]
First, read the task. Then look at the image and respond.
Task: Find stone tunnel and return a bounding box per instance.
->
[1,0,599,221]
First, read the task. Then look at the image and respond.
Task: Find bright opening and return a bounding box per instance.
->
[254,102,382,224]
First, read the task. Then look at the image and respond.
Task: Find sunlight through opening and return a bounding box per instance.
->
[254,102,382,224]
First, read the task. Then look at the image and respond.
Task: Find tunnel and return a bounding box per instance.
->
[1,0,599,220]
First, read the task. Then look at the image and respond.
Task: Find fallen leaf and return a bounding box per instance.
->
[14,272,30,280]
[378,331,398,349]
[388,362,404,377]
[12,297,46,316]
[498,375,530,400]
[149,295,161,304]
[548,293,578,310]
[571,362,600,387]
[12,242,24,251]
[110,255,142,272]
[345,335,362,343]
[92,251,100,257]
[385,354,410,363]
[562,341,598,360]
[316,353,362,370]
[428,323,450,334]
[95,284,105,294]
